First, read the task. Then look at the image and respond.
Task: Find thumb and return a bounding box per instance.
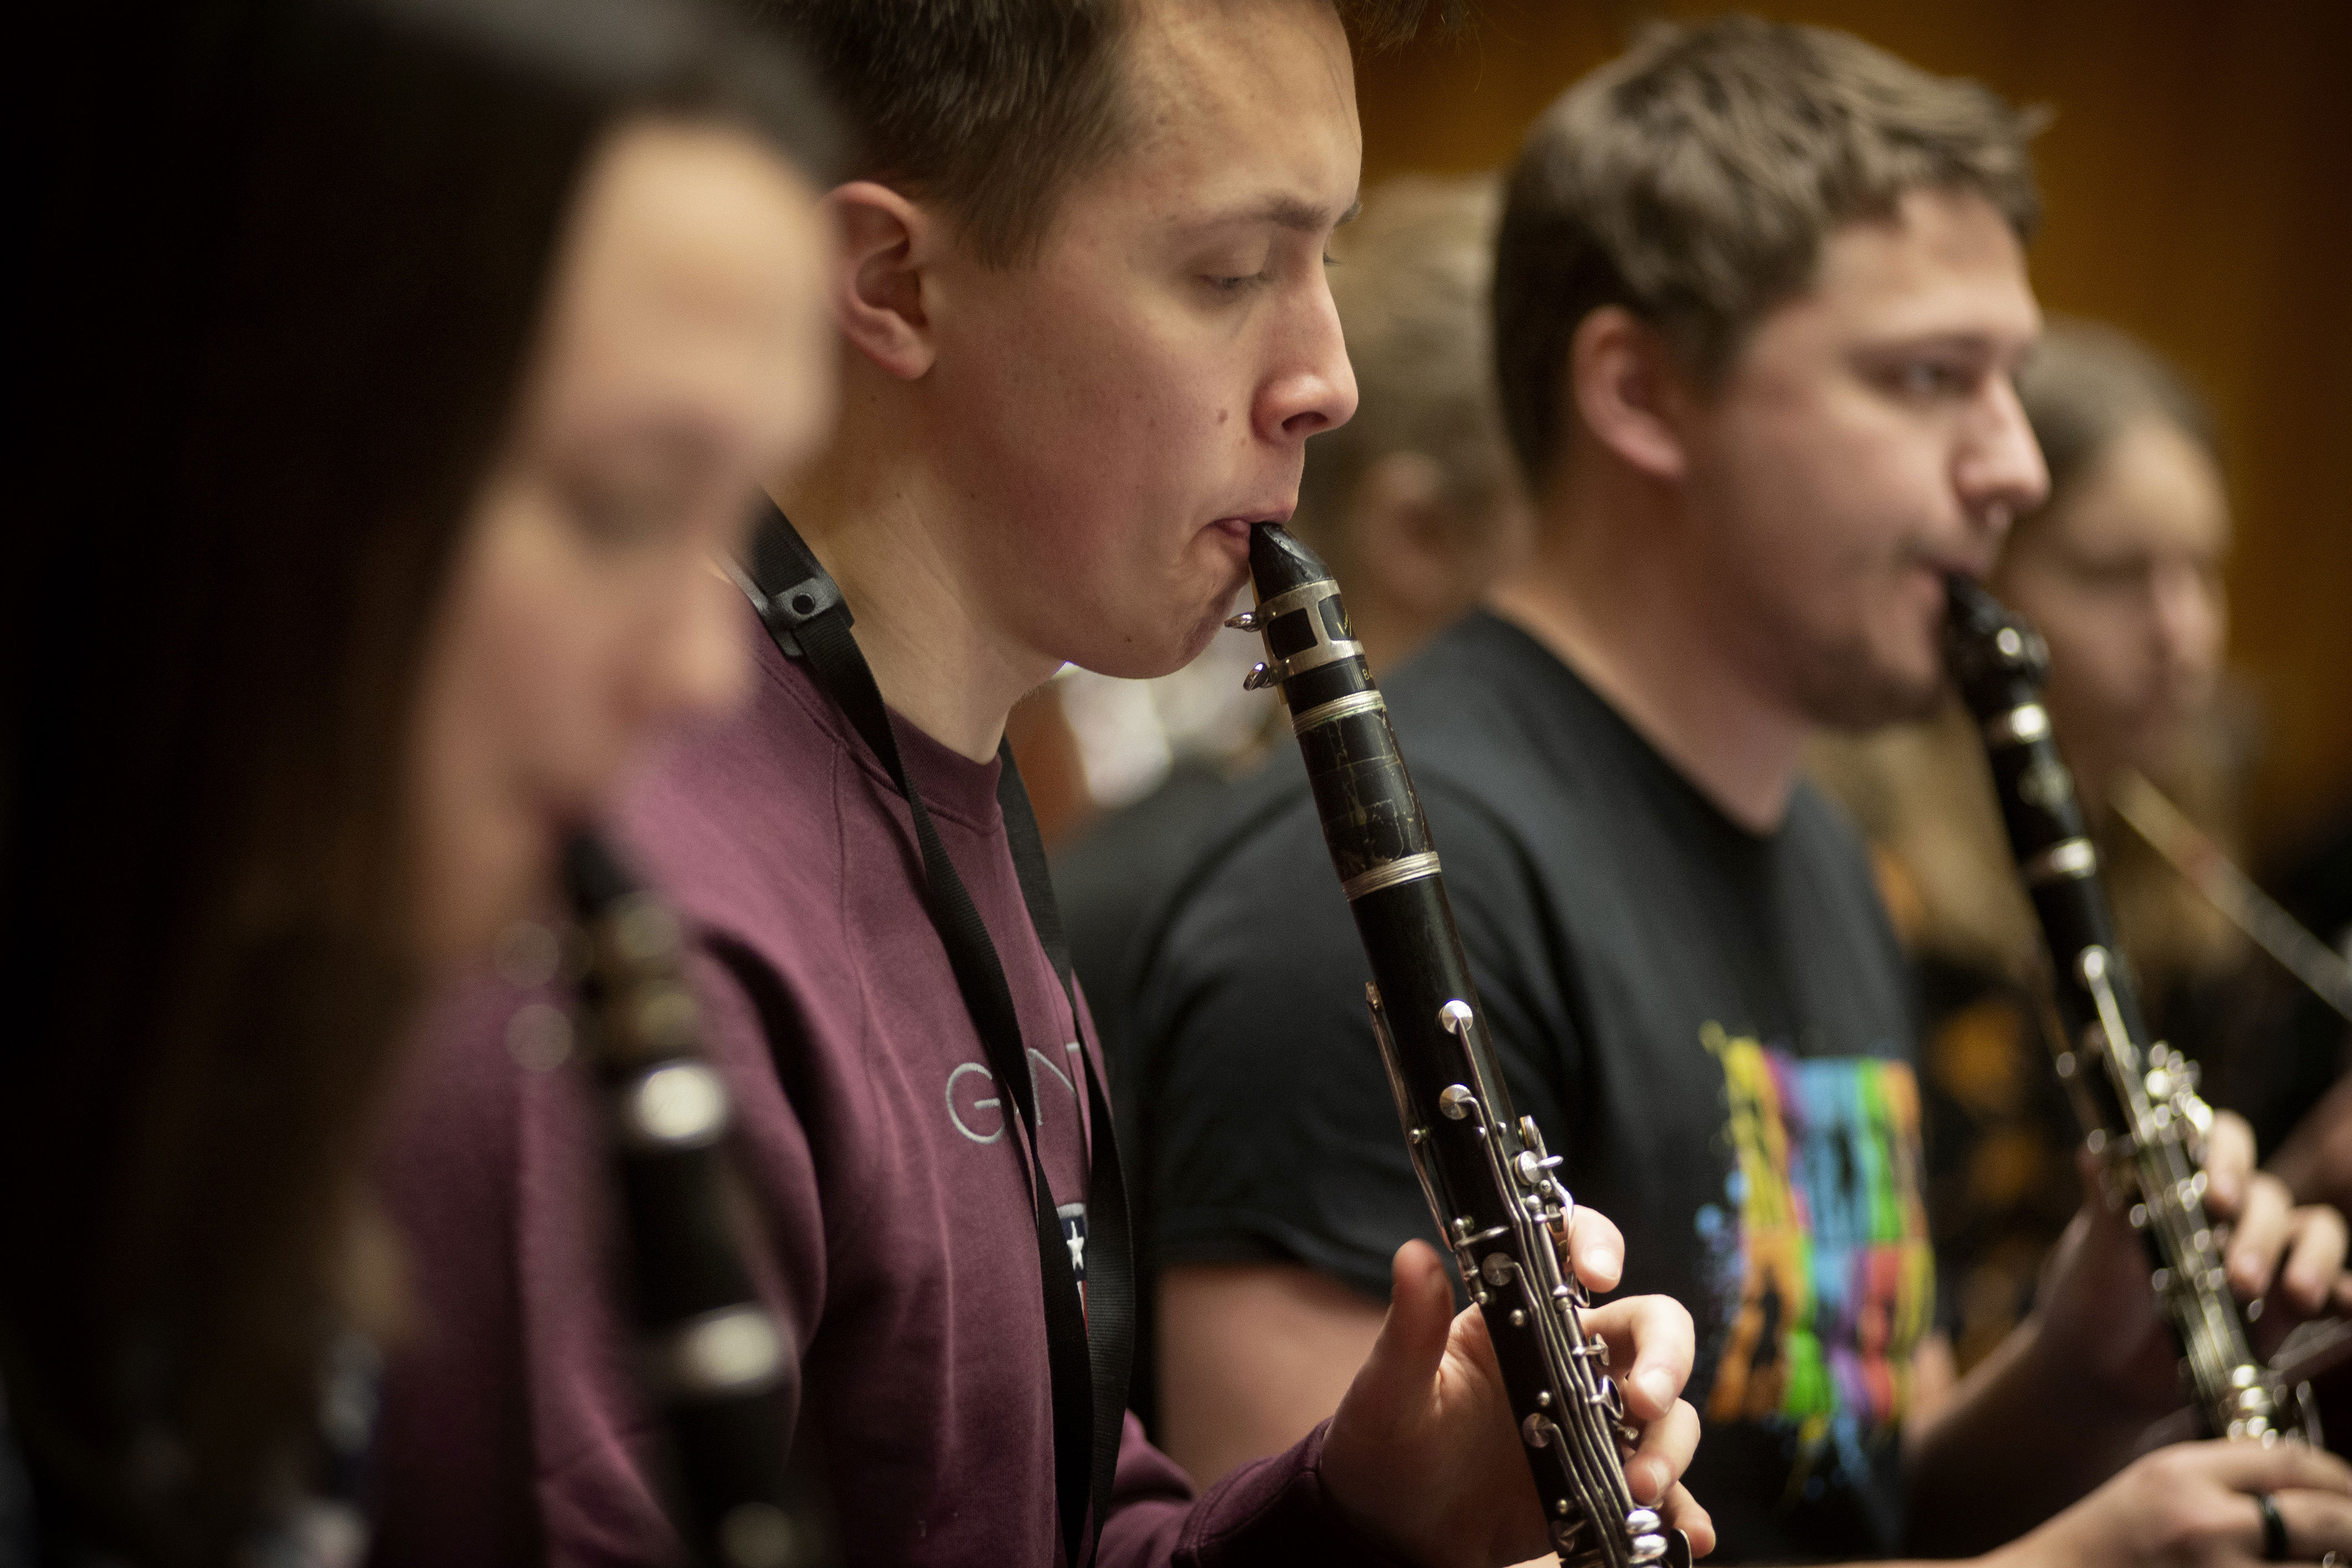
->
[1350,1239,1457,1429]
[2204,1110,2255,1216]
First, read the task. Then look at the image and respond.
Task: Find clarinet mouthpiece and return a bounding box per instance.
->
[1247,519,1332,598]
[1943,573,2049,697]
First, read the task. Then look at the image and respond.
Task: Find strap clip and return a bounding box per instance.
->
[754,572,844,658]
[727,544,850,659]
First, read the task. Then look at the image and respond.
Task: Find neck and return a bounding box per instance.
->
[774,395,1059,764]
[1486,460,1812,834]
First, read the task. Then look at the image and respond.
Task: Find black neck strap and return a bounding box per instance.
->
[735,507,1133,1568]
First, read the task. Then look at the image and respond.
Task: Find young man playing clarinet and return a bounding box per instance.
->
[1129,17,2352,1565]
[372,2,1709,1564]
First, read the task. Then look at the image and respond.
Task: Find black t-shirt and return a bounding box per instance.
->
[1128,612,1932,1563]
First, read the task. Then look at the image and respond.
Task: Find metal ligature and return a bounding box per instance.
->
[1232,524,1690,1568]
[564,834,836,1568]
[1943,577,2318,1446]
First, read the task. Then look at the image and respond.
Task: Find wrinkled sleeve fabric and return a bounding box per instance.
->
[1130,773,1574,1302]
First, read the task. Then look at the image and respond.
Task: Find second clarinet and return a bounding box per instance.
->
[1944,576,2316,1446]
[565,836,838,1566]
[1234,523,1689,1568]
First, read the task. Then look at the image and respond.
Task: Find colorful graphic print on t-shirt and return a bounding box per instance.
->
[1693,1023,1934,1503]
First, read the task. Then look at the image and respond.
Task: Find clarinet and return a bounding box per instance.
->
[1943,577,2317,1445]
[564,834,837,1567]
[1231,524,1690,1568]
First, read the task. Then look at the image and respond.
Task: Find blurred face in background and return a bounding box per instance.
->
[1993,415,2230,789]
[410,118,836,963]
[1674,187,2048,730]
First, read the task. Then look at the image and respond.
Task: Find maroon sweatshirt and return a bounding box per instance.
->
[371,607,1399,1567]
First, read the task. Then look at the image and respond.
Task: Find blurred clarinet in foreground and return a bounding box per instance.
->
[565,835,836,1568]
[1943,577,2318,1446]
[1232,525,1688,1568]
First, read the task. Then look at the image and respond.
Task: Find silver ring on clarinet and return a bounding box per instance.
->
[2255,1491,2288,1562]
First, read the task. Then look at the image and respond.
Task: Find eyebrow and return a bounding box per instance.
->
[1856,330,2034,367]
[1191,192,1362,234]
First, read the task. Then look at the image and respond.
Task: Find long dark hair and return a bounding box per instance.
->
[3,0,831,1556]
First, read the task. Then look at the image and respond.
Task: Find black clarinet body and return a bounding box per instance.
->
[564,835,836,1567]
[1234,524,1689,1568]
[1943,577,2314,1445]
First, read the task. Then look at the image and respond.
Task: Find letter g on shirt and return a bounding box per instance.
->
[944,1043,1088,1145]
[942,1053,1093,1293]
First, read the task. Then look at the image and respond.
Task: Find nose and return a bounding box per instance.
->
[1957,374,2049,536]
[1254,276,1358,444]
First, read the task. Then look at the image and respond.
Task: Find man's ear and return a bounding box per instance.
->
[1568,306,1693,482]
[825,180,936,381]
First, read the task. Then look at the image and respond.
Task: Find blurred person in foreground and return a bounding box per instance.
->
[1,0,836,1557]
[372,2,1711,1564]
[1809,320,2348,1372]
[1263,173,1534,678]
[1128,18,2352,1565]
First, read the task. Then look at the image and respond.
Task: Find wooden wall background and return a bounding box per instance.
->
[1355,0,2350,869]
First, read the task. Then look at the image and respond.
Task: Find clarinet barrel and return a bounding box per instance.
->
[1234,523,1689,1568]
[564,835,837,1567]
[1942,577,2314,1446]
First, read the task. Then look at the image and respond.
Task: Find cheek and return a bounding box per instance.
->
[972,367,1223,613]
[951,354,1163,549]
[2033,596,2147,720]
[473,534,623,796]
[949,278,1221,503]
[2181,586,2229,674]
[1710,401,1895,572]
[414,513,600,930]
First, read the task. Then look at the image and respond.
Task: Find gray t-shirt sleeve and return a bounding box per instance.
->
[1130,777,1576,1302]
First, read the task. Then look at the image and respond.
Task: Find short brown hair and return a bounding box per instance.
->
[1294,173,1513,572]
[1492,15,2044,489]
[761,0,1456,265]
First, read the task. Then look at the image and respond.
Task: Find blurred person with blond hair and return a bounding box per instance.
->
[1275,171,1534,675]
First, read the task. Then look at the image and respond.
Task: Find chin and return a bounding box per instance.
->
[1077,577,1240,681]
[1797,643,1948,734]
[1172,593,1235,670]
[1085,630,1214,681]
[2120,715,2198,782]
[417,821,548,973]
